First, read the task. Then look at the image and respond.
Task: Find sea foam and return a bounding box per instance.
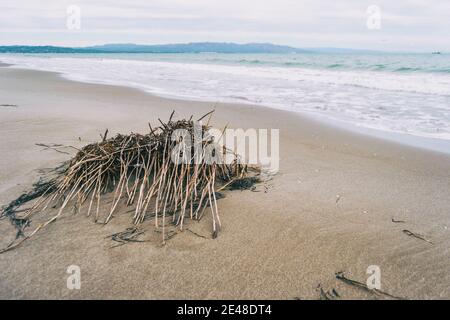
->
[2,53,450,142]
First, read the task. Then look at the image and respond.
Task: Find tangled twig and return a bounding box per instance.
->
[1,111,257,253]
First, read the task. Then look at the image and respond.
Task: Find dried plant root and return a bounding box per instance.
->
[1,111,256,253]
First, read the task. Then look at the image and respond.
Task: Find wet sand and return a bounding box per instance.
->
[0,66,449,299]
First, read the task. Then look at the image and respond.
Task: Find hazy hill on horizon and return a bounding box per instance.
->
[85,42,309,53]
[0,42,390,54]
[0,42,309,54]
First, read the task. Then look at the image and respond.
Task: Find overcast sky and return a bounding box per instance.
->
[1,0,449,51]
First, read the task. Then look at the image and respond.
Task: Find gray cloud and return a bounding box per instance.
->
[1,0,449,51]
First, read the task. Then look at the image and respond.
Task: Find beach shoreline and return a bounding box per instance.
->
[2,54,450,152]
[3,58,450,156]
[1,66,449,299]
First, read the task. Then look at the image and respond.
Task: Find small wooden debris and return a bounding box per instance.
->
[402,229,433,244]
[317,284,340,300]
[335,271,403,300]
[100,129,109,142]
[186,228,209,239]
[109,227,147,248]
[35,143,70,155]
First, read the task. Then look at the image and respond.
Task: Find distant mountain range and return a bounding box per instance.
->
[0,43,435,54]
[0,42,310,54]
[86,42,310,53]
[0,45,92,54]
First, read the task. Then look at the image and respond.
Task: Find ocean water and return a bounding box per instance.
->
[1,52,450,146]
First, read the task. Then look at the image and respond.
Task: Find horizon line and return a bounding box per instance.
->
[0,42,445,54]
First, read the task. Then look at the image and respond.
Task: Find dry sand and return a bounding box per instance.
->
[0,66,449,299]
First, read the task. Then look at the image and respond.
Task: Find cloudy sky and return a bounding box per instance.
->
[1,0,449,51]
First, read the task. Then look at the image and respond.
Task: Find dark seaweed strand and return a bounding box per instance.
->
[0,179,57,238]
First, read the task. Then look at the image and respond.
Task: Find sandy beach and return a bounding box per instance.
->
[1,65,449,299]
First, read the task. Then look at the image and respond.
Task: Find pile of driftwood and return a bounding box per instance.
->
[1,112,255,253]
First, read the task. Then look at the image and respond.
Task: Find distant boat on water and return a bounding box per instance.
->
[432,51,442,54]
